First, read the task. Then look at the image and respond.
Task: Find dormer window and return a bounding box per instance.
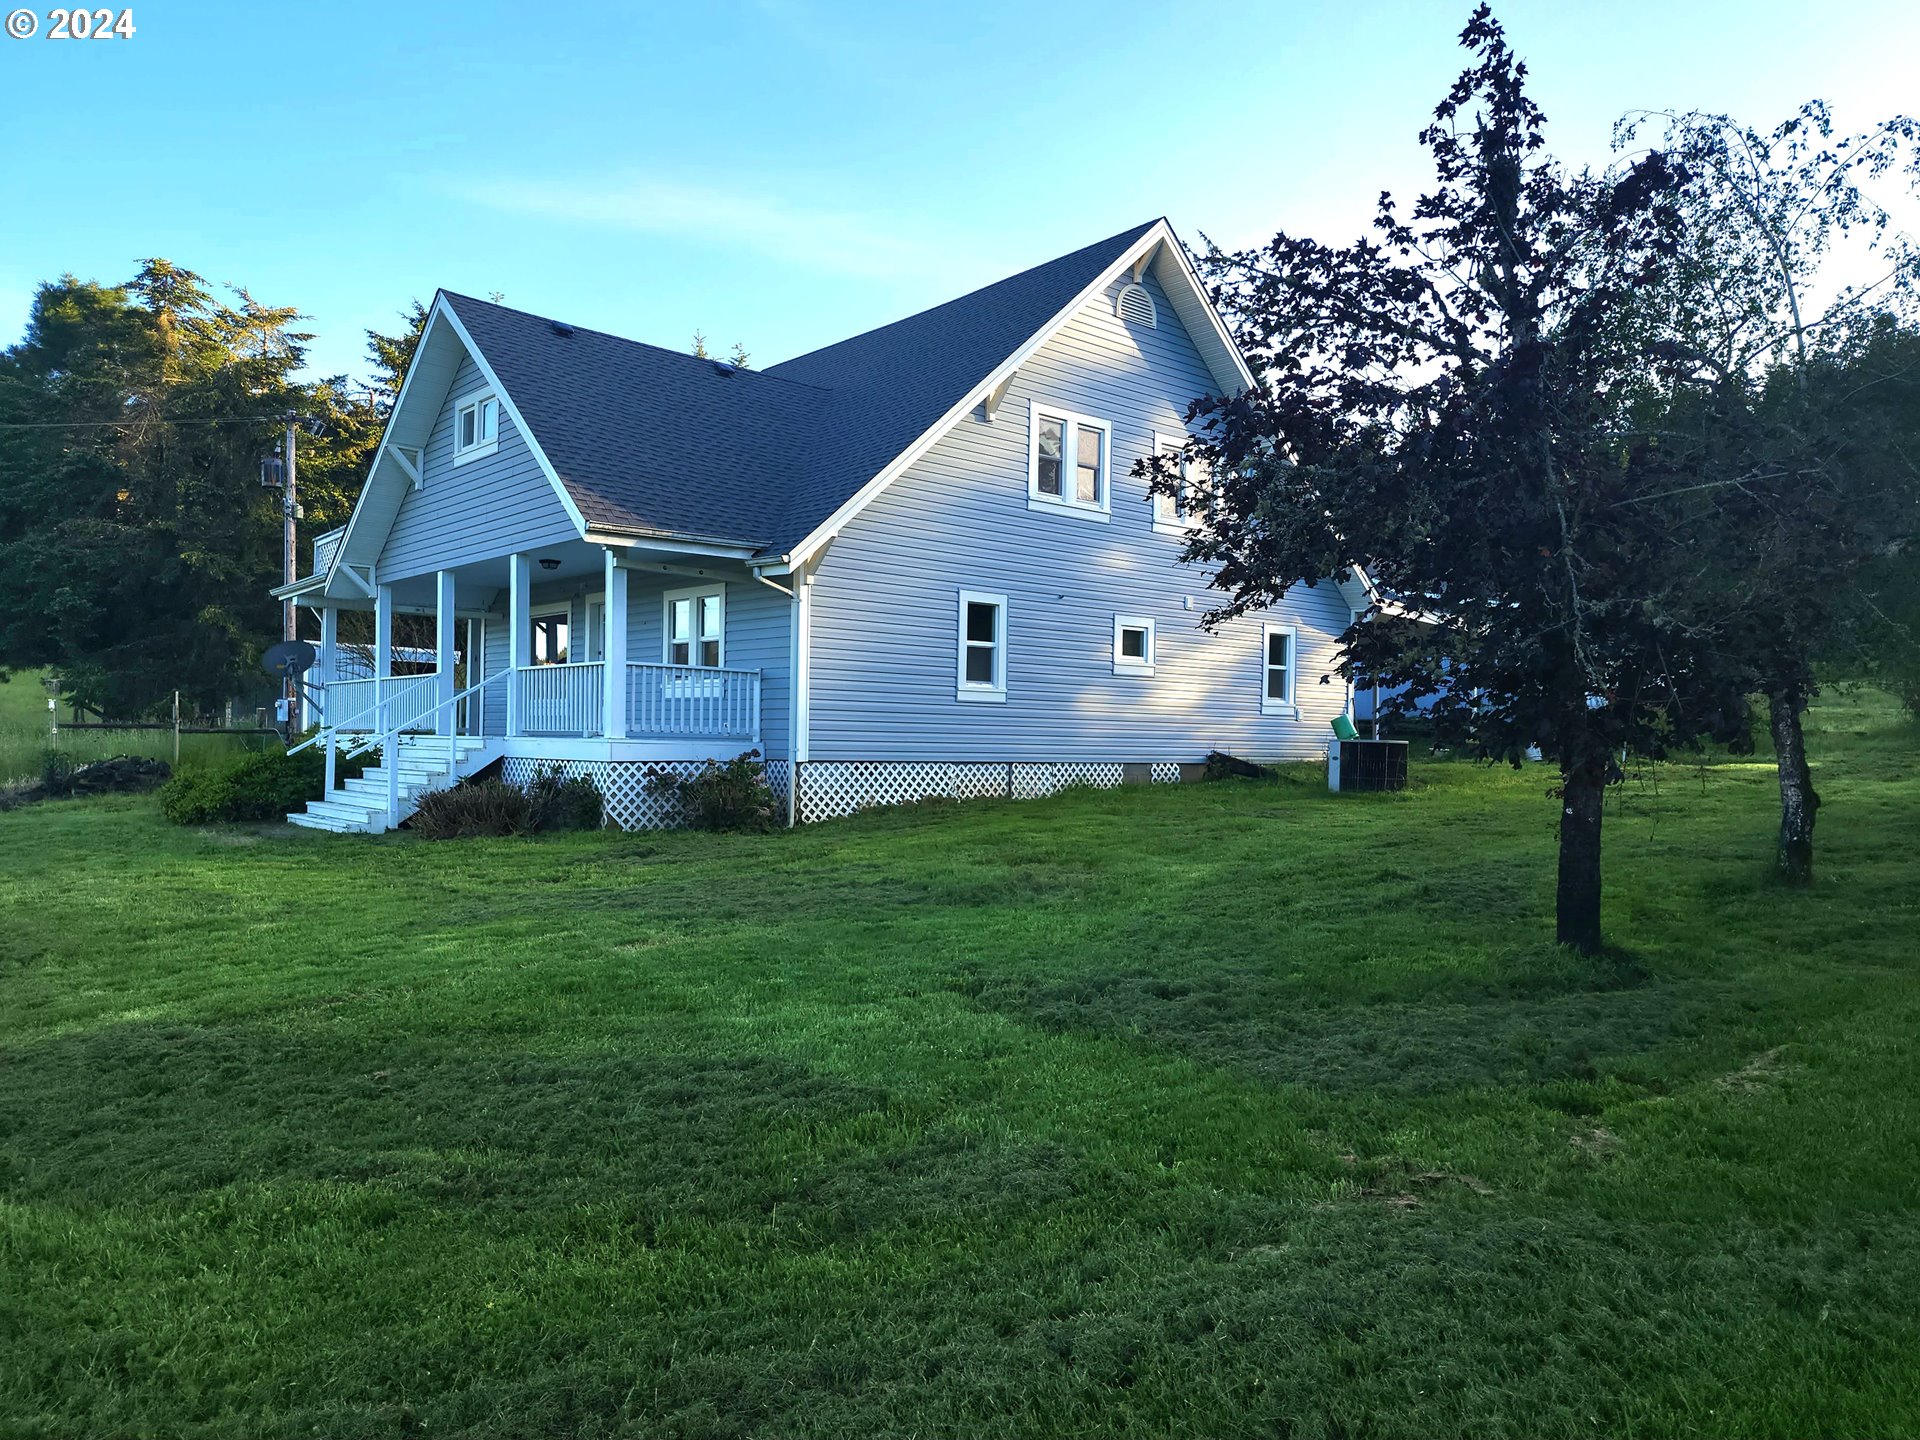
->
[453,389,500,464]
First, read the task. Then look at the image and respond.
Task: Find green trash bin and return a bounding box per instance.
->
[1330,714,1360,741]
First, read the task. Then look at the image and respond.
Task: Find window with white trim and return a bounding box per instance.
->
[1261,623,1297,715]
[1028,402,1110,519]
[664,585,725,668]
[1113,614,1156,676]
[453,389,500,463]
[1152,432,1209,533]
[956,590,1006,701]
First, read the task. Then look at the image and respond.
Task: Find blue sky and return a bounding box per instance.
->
[2,0,1916,381]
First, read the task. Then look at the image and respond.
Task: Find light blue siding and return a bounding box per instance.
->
[379,356,578,582]
[619,574,791,759]
[476,574,791,756]
[807,270,1353,763]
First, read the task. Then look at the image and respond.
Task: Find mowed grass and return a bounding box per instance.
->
[1,692,1916,1438]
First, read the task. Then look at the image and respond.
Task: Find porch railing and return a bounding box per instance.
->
[516,661,605,737]
[314,662,760,741]
[627,663,759,739]
[327,673,439,734]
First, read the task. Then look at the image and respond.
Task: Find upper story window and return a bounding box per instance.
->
[956,590,1007,703]
[1262,623,1297,716]
[453,389,500,464]
[1028,401,1111,522]
[1152,432,1210,534]
[665,584,725,668]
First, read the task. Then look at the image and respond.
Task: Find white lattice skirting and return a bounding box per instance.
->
[795,760,1184,824]
[499,757,1181,831]
[500,757,792,831]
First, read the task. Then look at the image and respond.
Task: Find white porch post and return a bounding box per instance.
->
[434,570,457,735]
[506,552,531,737]
[316,606,338,719]
[602,549,628,739]
[374,585,394,679]
[373,584,394,731]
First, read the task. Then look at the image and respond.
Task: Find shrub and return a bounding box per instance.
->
[409,779,534,839]
[159,747,360,825]
[39,748,75,796]
[408,769,603,840]
[645,750,779,832]
[525,767,605,832]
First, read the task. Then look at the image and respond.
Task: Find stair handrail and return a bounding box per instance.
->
[288,672,439,756]
[307,669,508,826]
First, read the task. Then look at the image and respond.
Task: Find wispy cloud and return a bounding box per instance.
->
[441,172,958,281]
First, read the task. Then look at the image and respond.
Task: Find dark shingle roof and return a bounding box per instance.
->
[441,219,1159,558]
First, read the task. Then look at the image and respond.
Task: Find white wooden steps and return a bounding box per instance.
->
[287,734,497,834]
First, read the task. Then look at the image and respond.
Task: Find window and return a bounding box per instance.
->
[531,606,570,665]
[453,389,500,463]
[1028,402,1110,519]
[1152,432,1209,533]
[1262,623,1297,715]
[664,585,725,668]
[956,590,1006,702]
[1113,614,1156,676]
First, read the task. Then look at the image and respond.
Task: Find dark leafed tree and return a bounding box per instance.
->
[0,267,420,715]
[1616,104,1920,883]
[1158,7,1750,953]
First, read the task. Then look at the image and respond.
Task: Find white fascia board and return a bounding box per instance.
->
[270,575,329,601]
[785,219,1242,568]
[434,300,590,538]
[326,299,462,586]
[585,529,761,559]
[1150,230,1258,395]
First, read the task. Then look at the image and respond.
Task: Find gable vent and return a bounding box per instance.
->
[1115,282,1157,328]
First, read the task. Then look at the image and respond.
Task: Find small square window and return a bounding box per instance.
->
[1113,615,1156,676]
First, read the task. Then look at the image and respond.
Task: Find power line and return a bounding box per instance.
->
[0,414,312,430]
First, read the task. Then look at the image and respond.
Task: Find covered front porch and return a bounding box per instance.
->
[298,534,776,757]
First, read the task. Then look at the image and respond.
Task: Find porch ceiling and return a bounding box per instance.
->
[367,541,760,615]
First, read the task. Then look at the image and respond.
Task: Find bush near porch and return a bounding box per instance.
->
[1,690,1916,1438]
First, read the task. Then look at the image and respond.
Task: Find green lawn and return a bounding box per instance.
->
[2,692,1917,1438]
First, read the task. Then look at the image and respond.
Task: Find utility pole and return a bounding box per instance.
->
[261,411,302,739]
[282,409,298,642]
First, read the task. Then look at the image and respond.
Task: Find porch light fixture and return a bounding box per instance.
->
[539,557,561,571]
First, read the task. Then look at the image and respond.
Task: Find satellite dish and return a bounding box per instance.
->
[262,640,317,679]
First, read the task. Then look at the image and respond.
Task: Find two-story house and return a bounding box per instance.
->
[276,219,1369,831]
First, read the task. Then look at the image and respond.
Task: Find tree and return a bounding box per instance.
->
[1163,6,1749,952]
[0,268,422,715]
[690,330,750,368]
[1615,105,1920,882]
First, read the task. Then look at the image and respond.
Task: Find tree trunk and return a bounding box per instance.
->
[1556,756,1607,954]
[1769,688,1818,886]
